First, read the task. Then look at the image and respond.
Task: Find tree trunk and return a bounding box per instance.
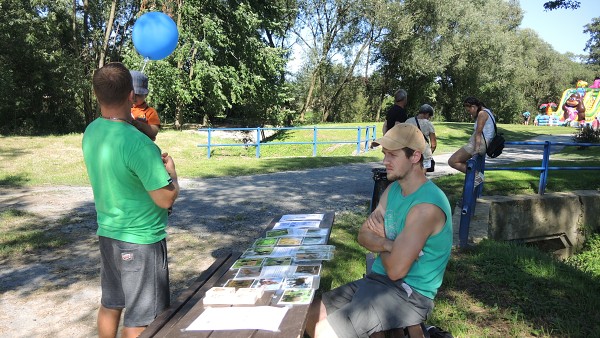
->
[174,0,184,130]
[300,65,319,121]
[98,0,117,68]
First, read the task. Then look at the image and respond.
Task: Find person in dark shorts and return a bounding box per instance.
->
[82,62,180,338]
[306,124,453,338]
[382,89,408,135]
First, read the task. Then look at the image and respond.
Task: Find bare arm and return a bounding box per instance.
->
[429,132,437,153]
[132,119,159,140]
[148,153,179,209]
[358,185,393,253]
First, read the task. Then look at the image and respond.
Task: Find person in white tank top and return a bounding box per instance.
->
[448,96,495,181]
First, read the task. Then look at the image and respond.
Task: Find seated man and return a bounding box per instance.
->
[306,124,453,338]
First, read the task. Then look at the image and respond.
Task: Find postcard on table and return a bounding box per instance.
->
[251,277,284,291]
[241,247,274,258]
[265,229,290,238]
[279,214,325,222]
[264,257,293,266]
[291,264,321,276]
[235,266,262,279]
[277,237,303,246]
[231,257,265,269]
[282,275,319,289]
[223,278,255,288]
[272,220,322,229]
[294,251,333,261]
[305,228,329,236]
[277,288,315,305]
[253,237,278,247]
[260,265,294,278]
[301,236,327,245]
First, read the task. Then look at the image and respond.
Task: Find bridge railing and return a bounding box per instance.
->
[197,125,377,159]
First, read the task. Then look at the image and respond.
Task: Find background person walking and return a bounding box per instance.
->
[405,104,437,173]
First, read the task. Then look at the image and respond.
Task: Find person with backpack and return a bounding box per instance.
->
[448,97,496,185]
[405,104,437,173]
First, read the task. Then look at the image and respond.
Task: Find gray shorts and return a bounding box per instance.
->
[322,273,433,338]
[99,236,170,327]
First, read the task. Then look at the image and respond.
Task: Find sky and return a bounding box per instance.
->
[519,0,600,55]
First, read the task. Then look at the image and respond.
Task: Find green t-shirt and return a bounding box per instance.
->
[371,180,453,299]
[82,118,171,244]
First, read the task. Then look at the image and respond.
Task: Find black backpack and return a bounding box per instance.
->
[482,109,505,158]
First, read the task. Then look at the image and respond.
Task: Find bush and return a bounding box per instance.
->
[573,125,600,144]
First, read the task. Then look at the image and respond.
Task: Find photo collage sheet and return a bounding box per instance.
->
[203,213,335,306]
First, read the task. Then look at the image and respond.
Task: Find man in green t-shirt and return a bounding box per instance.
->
[82,62,179,338]
[306,124,452,338]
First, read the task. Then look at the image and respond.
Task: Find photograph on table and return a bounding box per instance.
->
[277,237,303,246]
[279,214,325,222]
[235,267,262,279]
[253,237,278,247]
[223,278,255,288]
[291,264,321,276]
[231,257,265,269]
[251,277,284,291]
[283,276,318,289]
[241,247,274,258]
[277,288,315,305]
[264,257,293,266]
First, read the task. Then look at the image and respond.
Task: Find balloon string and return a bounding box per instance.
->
[141,58,149,72]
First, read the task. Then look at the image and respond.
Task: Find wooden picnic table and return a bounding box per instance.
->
[140,211,335,338]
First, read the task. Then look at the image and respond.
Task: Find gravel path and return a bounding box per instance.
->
[0,134,574,337]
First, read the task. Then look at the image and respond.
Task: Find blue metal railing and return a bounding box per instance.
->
[458,140,600,248]
[197,126,377,159]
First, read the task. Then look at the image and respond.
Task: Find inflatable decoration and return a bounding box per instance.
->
[132,12,179,60]
[590,77,600,89]
[561,93,585,124]
[538,102,557,113]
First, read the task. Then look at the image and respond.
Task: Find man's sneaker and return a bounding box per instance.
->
[474,172,484,186]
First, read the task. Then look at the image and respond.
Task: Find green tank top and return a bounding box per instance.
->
[371,180,453,299]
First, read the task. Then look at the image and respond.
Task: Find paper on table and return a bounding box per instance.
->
[185,306,289,332]
[279,214,324,221]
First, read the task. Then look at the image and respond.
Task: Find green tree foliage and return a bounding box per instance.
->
[1,0,598,135]
[0,0,86,134]
[584,17,600,65]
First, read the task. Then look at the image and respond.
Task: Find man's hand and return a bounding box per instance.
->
[366,209,385,238]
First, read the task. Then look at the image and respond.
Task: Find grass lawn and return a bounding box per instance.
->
[0,122,576,186]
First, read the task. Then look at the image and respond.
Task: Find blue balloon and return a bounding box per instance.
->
[132,12,179,60]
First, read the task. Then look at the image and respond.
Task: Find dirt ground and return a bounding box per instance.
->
[0,162,382,338]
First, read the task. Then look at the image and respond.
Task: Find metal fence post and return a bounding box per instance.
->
[364,126,370,152]
[313,126,317,157]
[459,156,478,248]
[256,127,261,158]
[356,127,362,154]
[207,128,212,159]
[539,141,551,195]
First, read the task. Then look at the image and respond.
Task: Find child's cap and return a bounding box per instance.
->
[130,70,149,95]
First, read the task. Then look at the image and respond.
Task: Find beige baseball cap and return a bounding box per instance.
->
[372,123,426,153]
